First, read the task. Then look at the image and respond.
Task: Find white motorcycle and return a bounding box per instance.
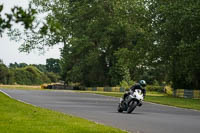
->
[117,89,144,113]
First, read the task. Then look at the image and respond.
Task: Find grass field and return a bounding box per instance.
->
[0,92,126,133]
[145,95,200,110]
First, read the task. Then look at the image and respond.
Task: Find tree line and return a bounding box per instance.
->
[0,58,60,85]
[1,0,200,89]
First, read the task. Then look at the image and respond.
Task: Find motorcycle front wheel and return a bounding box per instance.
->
[127,101,137,113]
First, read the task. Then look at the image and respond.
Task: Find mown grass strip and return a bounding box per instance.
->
[79,91,165,97]
[145,96,200,110]
[0,85,41,90]
[81,91,200,111]
[0,92,126,133]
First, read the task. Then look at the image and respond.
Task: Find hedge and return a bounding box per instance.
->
[146,85,164,92]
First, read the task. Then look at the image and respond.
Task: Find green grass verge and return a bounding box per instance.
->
[0,85,42,90]
[145,96,200,110]
[79,91,165,97]
[80,91,200,111]
[0,92,126,133]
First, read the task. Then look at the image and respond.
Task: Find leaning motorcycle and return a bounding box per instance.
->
[117,89,144,113]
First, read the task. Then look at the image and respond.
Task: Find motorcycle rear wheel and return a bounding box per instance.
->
[117,104,123,113]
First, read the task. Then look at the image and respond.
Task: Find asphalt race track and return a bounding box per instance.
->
[1,89,200,133]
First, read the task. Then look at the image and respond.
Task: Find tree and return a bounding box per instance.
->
[0,64,9,84]
[9,0,200,90]
[32,64,47,72]
[46,58,61,73]
[146,0,200,89]
[6,0,162,87]
[0,63,15,84]
[21,0,149,86]
[0,4,37,36]
[9,62,28,68]
[0,59,3,64]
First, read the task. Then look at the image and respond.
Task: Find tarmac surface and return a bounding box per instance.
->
[1,89,200,133]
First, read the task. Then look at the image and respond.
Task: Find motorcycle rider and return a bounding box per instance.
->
[122,80,146,102]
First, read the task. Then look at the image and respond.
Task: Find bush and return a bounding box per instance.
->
[119,67,134,90]
[46,72,60,83]
[73,86,86,90]
[14,68,33,85]
[24,66,41,77]
[40,74,51,83]
[14,66,51,85]
[7,69,15,84]
[120,80,130,90]
[146,85,164,92]
[66,82,86,90]
[0,62,53,85]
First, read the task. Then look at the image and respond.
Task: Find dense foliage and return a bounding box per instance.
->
[0,59,60,85]
[4,0,200,89]
[0,64,14,84]
[46,58,61,73]
[0,4,36,35]
[146,0,200,89]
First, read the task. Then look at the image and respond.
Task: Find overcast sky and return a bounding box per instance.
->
[0,0,62,66]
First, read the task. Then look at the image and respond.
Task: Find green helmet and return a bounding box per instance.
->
[139,80,146,87]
